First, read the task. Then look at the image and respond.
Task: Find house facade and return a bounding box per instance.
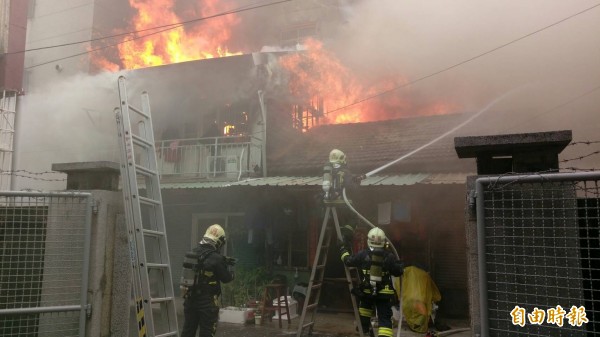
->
[19,0,477,320]
[141,63,478,317]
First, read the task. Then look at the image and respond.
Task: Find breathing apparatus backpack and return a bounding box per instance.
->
[323,162,346,201]
[180,248,214,295]
[368,248,385,294]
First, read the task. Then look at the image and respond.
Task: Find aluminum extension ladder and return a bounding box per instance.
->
[296,205,364,337]
[115,76,179,337]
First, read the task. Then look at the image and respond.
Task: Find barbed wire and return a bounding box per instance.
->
[562,167,599,172]
[568,140,600,146]
[0,170,67,182]
[481,168,600,198]
[0,169,66,176]
[560,150,600,163]
[487,169,559,191]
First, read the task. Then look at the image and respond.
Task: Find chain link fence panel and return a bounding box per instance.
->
[0,192,92,337]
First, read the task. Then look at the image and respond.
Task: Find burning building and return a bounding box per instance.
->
[21,0,478,323]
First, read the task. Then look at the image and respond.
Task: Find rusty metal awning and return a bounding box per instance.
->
[160,173,472,189]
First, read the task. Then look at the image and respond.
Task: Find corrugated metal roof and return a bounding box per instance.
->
[160,173,472,189]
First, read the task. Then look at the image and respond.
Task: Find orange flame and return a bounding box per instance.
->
[93,0,243,70]
[91,1,460,125]
[280,38,460,124]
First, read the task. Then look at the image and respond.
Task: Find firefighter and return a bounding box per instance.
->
[322,149,365,202]
[181,224,235,337]
[339,227,404,337]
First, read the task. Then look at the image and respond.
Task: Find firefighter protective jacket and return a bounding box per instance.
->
[341,248,403,297]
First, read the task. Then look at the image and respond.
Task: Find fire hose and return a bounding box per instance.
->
[363,87,522,178]
[340,87,524,337]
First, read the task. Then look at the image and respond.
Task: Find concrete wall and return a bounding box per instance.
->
[37,195,89,336]
[40,189,128,337]
[84,190,128,337]
[465,176,481,335]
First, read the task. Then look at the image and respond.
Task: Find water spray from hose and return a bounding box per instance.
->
[364,87,524,178]
[346,86,525,232]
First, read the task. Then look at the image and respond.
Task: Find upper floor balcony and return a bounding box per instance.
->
[156,135,262,181]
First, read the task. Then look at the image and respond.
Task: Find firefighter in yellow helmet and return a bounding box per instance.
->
[339,227,404,337]
[324,148,366,252]
[181,224,235,337]
[323,149,365,202]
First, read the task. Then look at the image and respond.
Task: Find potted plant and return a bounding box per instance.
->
[221,266,269,306]
[220,266,270,324]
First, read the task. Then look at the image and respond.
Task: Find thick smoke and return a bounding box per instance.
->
[324,0,600,166]
[17,0,600,191]
[328,1,600,135]
[16,72,124,190]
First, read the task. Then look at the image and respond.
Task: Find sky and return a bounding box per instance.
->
[13,0,600,190]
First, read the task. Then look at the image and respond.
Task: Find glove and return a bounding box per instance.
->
[224,256,238,266]
[180,285,190,299]
[338,239,350,257]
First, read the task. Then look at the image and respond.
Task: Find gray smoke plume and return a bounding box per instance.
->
[15,72,124,190]
[16,0,600,191]
[327,1,600,134]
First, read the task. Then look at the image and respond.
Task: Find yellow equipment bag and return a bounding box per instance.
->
[397,266,441,333]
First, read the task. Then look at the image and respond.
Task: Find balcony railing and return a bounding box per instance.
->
[155,136,262,180]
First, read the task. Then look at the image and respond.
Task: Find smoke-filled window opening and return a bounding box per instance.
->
[292,96,324,132]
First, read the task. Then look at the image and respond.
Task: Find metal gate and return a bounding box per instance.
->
[476,171,600,337]
[0,192,93,337]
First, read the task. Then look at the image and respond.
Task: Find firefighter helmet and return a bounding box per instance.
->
[329,149,346,165]
[367,227,386,248]
[204,224,226,249]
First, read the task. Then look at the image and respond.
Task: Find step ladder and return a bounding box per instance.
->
[115,76,179,337]
[296,205,364,337]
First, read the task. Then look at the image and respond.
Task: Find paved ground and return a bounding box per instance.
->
[212,312,472,337]
[170,298,472,337]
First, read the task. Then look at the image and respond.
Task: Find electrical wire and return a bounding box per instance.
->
[326,2,600,116]
[241,82,599,140]
[499,84,600,134]
[11,0,291,56]
[24,0,293,69]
